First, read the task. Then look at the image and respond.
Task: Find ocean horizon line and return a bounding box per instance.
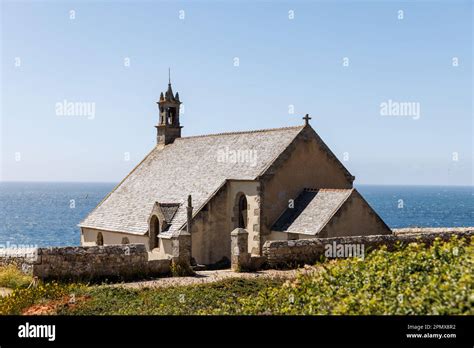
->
[0,181,472,188]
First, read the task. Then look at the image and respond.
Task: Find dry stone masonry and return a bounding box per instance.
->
[0,244,171,281]
[263,228,473,268]
[1,228,472,280]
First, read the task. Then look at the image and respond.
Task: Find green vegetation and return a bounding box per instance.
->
[0,281,80,315]
[0,237,472,315]
[215,237,473,315]
[170,261,195,277]
[0,265,32,289]
[60,278,283,315]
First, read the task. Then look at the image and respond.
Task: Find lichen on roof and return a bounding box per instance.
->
[272,188,354,235]
[80,125,305,235]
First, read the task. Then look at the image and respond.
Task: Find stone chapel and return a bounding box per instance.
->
[79,81,391,266]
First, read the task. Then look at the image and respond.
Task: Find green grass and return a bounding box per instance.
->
[0,265,32,289]
[0,281,80,315]
[0,237,472,315]
[59,278,284,315]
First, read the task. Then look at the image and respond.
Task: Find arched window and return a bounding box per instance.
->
[149,215,160,250]
[96,232,104,246]
[160,107,164,124]
[121,237,130,245]
[238,195,248,229]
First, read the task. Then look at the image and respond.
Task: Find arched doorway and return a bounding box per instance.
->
[149,215,160,250]
[238,194,248,229]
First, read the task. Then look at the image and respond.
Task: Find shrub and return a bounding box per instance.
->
[212,237,473,315]
[170,261,195,277]
[0,265,32,289]
[0,281,81,315]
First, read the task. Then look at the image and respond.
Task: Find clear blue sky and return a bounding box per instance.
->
[1,0,472,185]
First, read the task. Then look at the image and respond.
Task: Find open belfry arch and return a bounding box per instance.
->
[79,77,390,267]
[156,69,182,146]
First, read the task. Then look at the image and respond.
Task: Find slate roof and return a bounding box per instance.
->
[79,125,305,236]
[272,188,354,235]
[158,203,180,224]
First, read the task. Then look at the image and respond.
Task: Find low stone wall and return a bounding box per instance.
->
[0,248,39,275]
[147,259,173,275]
[0,244,171,281]
[263,229,473,268]
[392,226,473,235]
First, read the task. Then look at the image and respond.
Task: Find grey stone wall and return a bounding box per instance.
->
[146,258,172,275]
[0,248,39,275]
[0,244,171,281]
[263,229,473,268]
[392,227,473,235]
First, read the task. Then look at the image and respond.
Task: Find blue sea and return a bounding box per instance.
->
[0,182,472,247]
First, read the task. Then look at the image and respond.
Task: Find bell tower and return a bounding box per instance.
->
[155,71,182,145]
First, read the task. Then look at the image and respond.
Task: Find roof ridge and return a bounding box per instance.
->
[176,125,304,140]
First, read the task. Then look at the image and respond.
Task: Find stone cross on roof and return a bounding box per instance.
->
[303,114,312,125]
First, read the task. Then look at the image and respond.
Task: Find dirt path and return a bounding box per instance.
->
[114,268,306,289]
